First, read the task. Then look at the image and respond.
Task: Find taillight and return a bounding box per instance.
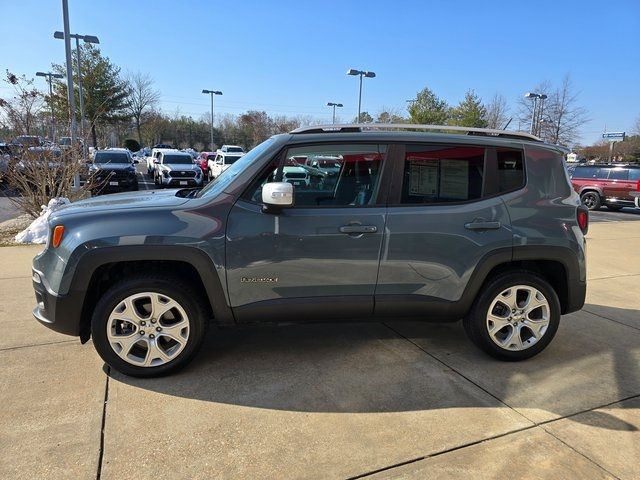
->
[577,207,588,235]
[636,179,640,192]
[51,225,65,248]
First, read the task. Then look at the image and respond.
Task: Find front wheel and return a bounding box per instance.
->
[581,191,601,210]
[91,275,208,377]
[463,272,560,361]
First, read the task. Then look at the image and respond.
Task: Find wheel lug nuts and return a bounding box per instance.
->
[141,321,146,326]
[149,334,155,339]
[151,319,156,324]
[139,331,145,335]
[156,327,162,332]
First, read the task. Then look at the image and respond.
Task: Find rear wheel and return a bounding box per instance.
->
[580,191,601,210]
[91,275,208,377]
[463,272,560,361]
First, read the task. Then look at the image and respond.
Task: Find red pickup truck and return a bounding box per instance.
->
[569,164,640,210]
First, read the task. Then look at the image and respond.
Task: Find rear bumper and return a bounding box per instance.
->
[565,279,586,314]
[32,268,82,337]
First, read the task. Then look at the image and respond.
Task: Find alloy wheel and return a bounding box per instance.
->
[106,292,190,367]
[486,285,550,351]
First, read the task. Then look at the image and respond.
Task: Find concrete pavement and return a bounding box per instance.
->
[0,221,638,479]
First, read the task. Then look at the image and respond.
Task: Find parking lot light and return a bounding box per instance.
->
[347,68,376,123]
[326,102,343,124]
[202,90,223,151]
[54,31,100,141]
[36,71,64,141]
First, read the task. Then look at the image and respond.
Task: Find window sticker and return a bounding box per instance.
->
[439,159,468,199]
[409,158,438,196]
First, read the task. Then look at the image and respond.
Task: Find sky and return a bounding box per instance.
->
[1,0,639,145]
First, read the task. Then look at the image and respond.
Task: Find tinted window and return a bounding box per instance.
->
[226,147,244,153]
[497,148,525,192]
[629,169,640,181]
[572,166,599,179]
[163,154,192,164]
[608,168,628,180]
[401,145,484,204]
[94,152,130,163]
[245,144,386,207]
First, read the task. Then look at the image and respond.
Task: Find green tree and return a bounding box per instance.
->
[353,111,373,123]
[408,87,449,124]
[450,90,487,128]
[52,44,130,147]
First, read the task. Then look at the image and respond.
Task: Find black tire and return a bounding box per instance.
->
[91,274,208,377]
[463,271,561,361]
[606,205,623,211]
[580,191,601,210]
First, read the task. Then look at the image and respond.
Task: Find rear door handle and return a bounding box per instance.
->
[339,225,378,234]
[464,221,501,230]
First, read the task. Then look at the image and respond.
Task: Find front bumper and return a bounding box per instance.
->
[160,176,202,187]
[32,268,83,337]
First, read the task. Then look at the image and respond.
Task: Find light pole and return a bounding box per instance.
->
[36,71,64,141]
[54,30,99,140]
[202,89,222,151]
[524,92,547,136]
[346,68,375,123]
[326,102,343,124]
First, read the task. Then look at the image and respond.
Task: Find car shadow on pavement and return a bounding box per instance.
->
[110,303,639,430]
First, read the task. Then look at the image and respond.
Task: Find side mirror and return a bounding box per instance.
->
[153,159,159,164]
[262,182,294,210]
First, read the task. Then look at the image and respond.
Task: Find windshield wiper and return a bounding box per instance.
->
[175,187,202,198]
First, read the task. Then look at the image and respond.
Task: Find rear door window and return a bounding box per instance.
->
[497,148,525,192]
[608,168,629,180]
[400,145,485,204]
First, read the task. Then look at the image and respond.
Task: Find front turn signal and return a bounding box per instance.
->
[52,225,65,248]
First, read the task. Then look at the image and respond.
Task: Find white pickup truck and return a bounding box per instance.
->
[207,150,245,180]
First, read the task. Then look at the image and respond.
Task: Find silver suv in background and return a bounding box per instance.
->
[154,150,204,188]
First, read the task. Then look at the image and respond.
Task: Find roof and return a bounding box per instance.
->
[284,123,570,154]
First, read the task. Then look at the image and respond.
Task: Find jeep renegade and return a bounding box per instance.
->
[31,124,588,377]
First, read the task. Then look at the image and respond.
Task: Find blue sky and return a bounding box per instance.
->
[1,0,638,144]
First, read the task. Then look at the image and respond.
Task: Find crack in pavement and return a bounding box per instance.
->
[0,339,76,352]
[96,366,110,480]
[583,308,640,331]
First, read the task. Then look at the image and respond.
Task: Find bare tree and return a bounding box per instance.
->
[484,93,510,129]
[3,147,99,218]
[633,115,640,135]
[125,72,160,146]
[543,75,589,146]
[516,80,552,135]
[0,70,44,136]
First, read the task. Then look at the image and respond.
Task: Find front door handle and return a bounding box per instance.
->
[464,220,501,230]
[339,225,378,234]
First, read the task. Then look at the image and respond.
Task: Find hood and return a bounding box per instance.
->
[163,163,201,172]
[52,189,191,218]
[92,163,135,171]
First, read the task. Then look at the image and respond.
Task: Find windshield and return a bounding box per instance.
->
[163,154,192,165]
[94,152,131,164]
[198,137,275,198]
[226,147,244,153]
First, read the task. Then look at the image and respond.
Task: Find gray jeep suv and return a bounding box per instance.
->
[31,125,588,377]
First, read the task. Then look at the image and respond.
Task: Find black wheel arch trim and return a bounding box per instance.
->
[70,245,235,327]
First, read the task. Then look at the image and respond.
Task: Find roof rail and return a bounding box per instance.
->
[290,123,543,142]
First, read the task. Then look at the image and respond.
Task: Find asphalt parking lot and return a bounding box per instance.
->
[1,213,639,479]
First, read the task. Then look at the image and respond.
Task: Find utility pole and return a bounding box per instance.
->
[202,89,222,150]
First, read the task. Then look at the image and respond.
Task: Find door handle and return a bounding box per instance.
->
[339,225,378,234]
[464,220,501,230]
